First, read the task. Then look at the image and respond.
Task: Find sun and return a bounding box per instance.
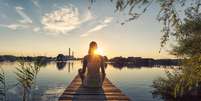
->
[94,48,104,56]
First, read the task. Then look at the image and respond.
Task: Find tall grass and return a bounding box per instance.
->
[15,60,41,101]
[152,55,201,100]
[0,65,6,101]
[152,10,201,100]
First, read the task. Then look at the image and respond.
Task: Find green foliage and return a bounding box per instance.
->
[153,55,201,99]
[152,12,201,99]
[15,60,41,101]
[110,0,201,48]
[112,2,201,98]
[87,0,201,99]
[0,66,6,101]
[152,70,182,98]
[171,13,201,57]
[88,0,200,48]
[112,0,154,25]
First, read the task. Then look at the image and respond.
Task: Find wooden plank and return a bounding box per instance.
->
[59,75,131,101]
[59,95,130,100]
[62,92,125,95]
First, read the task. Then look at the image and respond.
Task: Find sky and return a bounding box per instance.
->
[0,0,176,59]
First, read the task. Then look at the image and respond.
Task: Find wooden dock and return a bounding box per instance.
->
[59,75,131,101]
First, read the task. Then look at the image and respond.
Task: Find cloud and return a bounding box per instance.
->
[86,24,107,34]
[103,17,113,23]
[0,6,35,31]
[33,27,40,32]
[16,6,32,24]
[31,0,40,8]
[41,5,93,35]
[81,17,113,37]
[81,10,94,23]
[0,6,33,30]
[1,5,95,34]
[0,24,28,30]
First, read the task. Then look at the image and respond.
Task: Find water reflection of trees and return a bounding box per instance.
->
[56,61,74,72]
[56,62,66,70]
[34,60,49,67]
[67,62,74,72]
[110,63,177,70]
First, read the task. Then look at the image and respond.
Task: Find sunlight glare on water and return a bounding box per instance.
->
[0,61,168,101]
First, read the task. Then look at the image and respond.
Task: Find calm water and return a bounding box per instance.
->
[0,61,170,101]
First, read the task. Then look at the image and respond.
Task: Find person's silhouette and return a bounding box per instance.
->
[78,41,106,88]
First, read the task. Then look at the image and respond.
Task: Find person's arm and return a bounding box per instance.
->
[79,56,87,83]
[82,56,87,74]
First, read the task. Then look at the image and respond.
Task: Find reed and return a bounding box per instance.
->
[0,65,6,101]
[15,60,41,101]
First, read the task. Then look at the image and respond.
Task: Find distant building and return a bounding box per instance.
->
[69,48,71,57]
[56,48,75,61]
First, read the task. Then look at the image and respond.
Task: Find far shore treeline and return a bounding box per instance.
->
[0,55,81,62]
[109,57,180,67]
[0,55,180,67]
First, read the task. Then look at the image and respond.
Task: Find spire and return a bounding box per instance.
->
[69,48,71,56]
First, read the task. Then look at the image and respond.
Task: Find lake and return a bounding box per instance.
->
[0,61,170,101]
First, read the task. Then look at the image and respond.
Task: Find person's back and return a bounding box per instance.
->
[78,41,105,88]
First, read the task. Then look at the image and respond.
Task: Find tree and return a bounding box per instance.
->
[152,12,201,100]
[90,0,201,48]
[89,0,201,99]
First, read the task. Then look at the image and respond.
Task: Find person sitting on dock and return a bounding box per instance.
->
[78,41,106,88]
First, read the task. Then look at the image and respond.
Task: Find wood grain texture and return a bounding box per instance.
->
[59,75,131,101]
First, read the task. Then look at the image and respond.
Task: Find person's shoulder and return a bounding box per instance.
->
[82,55,89,63]
[83,55,89,60]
